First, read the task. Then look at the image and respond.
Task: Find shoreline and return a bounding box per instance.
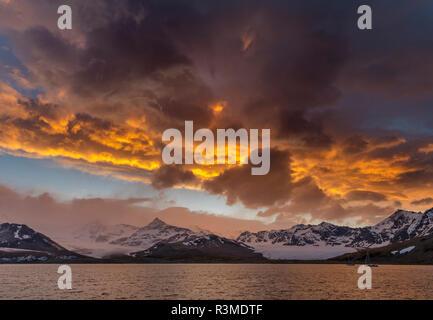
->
[1,260,432,265]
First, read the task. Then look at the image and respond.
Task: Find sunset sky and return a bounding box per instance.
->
[0,0,433,235]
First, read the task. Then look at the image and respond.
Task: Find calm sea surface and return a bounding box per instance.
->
[0,264,432,300]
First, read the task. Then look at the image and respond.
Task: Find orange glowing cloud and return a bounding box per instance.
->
[2,0,433,228]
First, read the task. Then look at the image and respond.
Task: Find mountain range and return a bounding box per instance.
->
[237,208,433,259]
[2,207,433,263]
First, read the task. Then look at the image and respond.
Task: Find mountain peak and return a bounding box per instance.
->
[388,209,418,219]
[425,208,433,216]
[319,221,335,228]
[146,218,167,228]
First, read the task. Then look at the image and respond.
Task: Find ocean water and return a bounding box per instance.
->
[0,264,432,300]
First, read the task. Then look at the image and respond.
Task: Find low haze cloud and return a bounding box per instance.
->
[0,184,268,239]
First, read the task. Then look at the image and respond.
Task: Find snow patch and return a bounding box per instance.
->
[251,244,356,260]
[399,245,415,254]
[13,225,22,239]
[0,247,44,253]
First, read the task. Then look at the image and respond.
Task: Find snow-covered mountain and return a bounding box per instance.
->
[0,223,67,254]
[369,209,433,242]
[63,218,208,258]
[102,218,263,261]
[132,234,264,262]
[237,208,433,260]
[111,218,203,248]
[0,223,88,263]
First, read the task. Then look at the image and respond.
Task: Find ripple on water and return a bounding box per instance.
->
[0,264,433,299]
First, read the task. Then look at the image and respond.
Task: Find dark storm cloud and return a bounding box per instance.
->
[345,190,387,202]
[277,110,334,149]
[151,165,197,189]
[9,0,430,133]
[12,26,77,67]
[8,1,216,127]
[396,169,433,188]
[331,0,433,98]
[71,16,190,96]
[342,135,369,154]
[360,138,433,190]
[203,149,292,208]
[411,197,433,206]
[18,99,60,119]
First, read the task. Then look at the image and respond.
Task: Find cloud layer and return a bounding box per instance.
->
[1,0,433,227]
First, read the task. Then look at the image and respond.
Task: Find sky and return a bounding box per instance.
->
[0,0,433,235]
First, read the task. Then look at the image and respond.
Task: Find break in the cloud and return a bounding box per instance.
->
[0,0,433,227]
